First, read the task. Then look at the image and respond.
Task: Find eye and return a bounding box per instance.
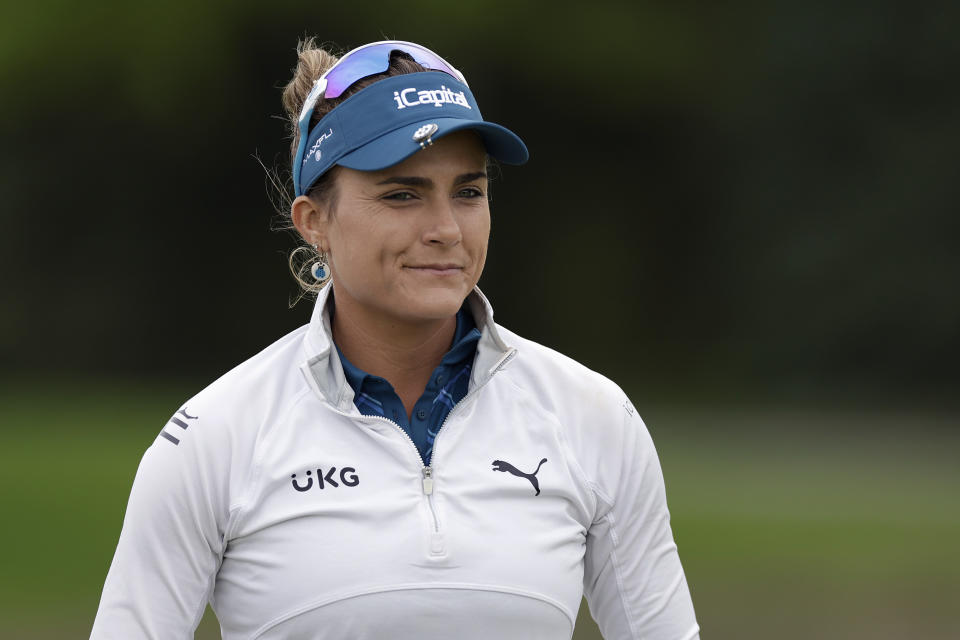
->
[456,186,485,198]
[382,191,417,201]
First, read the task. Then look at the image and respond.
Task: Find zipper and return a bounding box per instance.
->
[323,347,517,547]
[416,348,515,534]
[426,351,514,478]
[421,466,434,495]
[317,406,441,534]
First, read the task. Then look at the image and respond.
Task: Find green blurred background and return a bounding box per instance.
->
[1,1,957,638]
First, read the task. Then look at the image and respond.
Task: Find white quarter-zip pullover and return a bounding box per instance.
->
[91,285,699,639]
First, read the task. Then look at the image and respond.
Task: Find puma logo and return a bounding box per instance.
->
[491,458,548,496]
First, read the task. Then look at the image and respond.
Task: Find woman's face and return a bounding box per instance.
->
[317,131,490,326]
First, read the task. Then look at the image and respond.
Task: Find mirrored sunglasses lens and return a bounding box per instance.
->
[323,43,460,99]
[399,44,462,81]
[323,52,391,99]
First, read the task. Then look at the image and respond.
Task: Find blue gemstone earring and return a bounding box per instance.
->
[311,260,328,280]
[311,244,330,281]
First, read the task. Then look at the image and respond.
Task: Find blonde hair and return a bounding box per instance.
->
[272,38,427,303]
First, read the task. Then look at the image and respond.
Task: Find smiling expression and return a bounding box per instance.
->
[313,131,490,326]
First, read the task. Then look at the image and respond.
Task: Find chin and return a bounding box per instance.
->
[398,287,470,322]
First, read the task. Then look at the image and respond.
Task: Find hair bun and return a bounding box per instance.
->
[282,38,340,159]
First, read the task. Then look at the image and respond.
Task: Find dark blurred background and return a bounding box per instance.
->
[1,1,957,639]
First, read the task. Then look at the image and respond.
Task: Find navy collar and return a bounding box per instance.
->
[335,304,480,391]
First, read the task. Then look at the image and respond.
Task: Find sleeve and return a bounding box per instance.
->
[582,401,700,640]
[90,407,235,640]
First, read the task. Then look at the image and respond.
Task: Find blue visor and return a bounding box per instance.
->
[296,72,528,196]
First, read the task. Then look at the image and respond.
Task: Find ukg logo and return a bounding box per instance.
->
[291,466,359,492]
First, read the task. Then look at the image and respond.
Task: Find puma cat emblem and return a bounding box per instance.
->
[491,458,548,496]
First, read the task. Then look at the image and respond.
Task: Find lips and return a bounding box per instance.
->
[407,263,461,270]
[405,263,463,275]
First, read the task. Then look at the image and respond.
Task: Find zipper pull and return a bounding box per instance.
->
[421,467,434,495]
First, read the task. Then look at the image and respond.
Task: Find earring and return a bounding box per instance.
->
[310,252,330,281]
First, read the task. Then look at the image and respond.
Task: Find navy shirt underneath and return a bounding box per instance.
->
[335,306,481,465]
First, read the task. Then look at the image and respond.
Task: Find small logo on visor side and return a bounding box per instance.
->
[304,128,334,165]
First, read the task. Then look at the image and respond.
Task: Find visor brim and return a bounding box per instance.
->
[336,118,529,172]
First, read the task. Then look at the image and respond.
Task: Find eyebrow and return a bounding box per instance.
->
[376,171,487,188]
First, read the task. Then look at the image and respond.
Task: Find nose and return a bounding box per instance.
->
[421,198,462,246]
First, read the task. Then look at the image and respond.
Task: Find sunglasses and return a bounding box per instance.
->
[294,41,468,195]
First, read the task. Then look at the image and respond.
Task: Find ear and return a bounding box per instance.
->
[291,195,332,251]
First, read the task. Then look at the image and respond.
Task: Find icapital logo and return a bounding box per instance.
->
[304,128,334,164]
[393,86,472,110]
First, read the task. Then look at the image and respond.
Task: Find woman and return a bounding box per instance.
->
[92,40,699,639]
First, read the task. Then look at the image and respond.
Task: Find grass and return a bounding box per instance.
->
[0,381,957,639]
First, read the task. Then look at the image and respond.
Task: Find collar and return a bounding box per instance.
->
[300,283,515,412]
[336,304,479,392]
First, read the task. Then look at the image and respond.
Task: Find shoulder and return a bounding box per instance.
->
[195,324,310,406]
[153,323,313,465]
[494,323,630,421]
[138,324,315,520]
[186,324,309,413]
[492,323,659,508]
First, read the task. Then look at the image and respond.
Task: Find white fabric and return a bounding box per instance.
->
[91,285,699,639]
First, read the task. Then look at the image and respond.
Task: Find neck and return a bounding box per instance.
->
[330,287,458,414]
